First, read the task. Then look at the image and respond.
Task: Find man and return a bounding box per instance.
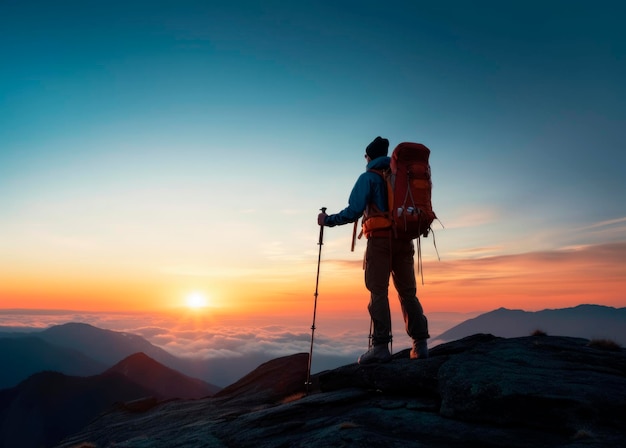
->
[317,136,429,364]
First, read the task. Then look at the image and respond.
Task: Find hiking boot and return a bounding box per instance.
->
[358,344,392,364]
[410,339,428,360]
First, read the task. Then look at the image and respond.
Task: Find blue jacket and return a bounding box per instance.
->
[325,156,390,227]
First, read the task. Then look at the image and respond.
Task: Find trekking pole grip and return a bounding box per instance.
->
[318,207,327,245]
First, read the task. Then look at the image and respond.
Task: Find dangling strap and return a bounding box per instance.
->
[416,236,424,285]
[431,227,441,261]
[388,232,393,355]
[415,226,440,284]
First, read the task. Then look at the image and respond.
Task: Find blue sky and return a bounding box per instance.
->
[1,1,625,314]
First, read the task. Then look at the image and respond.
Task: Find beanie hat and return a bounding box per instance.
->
[366,136,389,159]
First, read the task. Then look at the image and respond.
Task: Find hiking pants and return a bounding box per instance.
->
[365,236,430,346]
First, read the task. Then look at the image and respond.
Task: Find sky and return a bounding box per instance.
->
[1,0,625,362]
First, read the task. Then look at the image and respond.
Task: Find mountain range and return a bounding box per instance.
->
[435,304,626,345]
[1,304,625,447]
[2,305,624,393]
[0,322,314,388]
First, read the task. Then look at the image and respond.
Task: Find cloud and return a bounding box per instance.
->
[0,309,369,364]
[443,207,499,229]
[420,241,626,311]
[427,242,626,280]
[132,326,170,338]
[447,245,505,258]
[578,216,626,231]
[575,216,626,243]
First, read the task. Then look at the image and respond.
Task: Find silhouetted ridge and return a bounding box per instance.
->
[3,321,227,392]
[39,322,165,365]
[0,336,105,389]
[106,352,220,399]
[214,352,308,404]
[437,304,626,344]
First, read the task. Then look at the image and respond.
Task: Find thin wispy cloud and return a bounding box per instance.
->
[578,216,626,231]
[447,245,506,258]
[422,241,626,311]
[443,207,500,229]
[573,216,626,243]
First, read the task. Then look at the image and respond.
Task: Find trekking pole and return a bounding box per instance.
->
[306,206,326,392]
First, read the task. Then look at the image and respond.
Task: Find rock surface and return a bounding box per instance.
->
[56,334,626,447]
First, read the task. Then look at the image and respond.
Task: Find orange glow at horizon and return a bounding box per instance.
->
[1,243,624,315]
[306,242,626,314]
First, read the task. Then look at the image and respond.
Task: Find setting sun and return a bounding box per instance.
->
[185,292,209,309]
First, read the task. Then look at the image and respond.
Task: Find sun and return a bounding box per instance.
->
[185,291,209,309]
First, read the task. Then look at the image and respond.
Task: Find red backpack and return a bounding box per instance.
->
[360,142,437,240]
[389,142,437,239]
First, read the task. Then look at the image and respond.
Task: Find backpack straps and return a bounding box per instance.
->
[369,168,395,220]
[351,167,395,250]
[363,168,396,238]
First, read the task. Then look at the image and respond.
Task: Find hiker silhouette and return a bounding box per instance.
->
[318,137,430,364]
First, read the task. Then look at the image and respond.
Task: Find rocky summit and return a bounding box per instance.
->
[56,334,626,447]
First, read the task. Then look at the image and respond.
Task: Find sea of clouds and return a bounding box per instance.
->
[0,308,478,383]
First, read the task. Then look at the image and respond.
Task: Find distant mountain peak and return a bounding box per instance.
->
[42,322,100,332]
[106,352,169,375]
[126,351,151,360]
[437,304,626,345]
[105,351,220,400]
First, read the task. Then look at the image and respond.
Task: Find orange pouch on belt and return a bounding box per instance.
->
[362,215,392,238]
